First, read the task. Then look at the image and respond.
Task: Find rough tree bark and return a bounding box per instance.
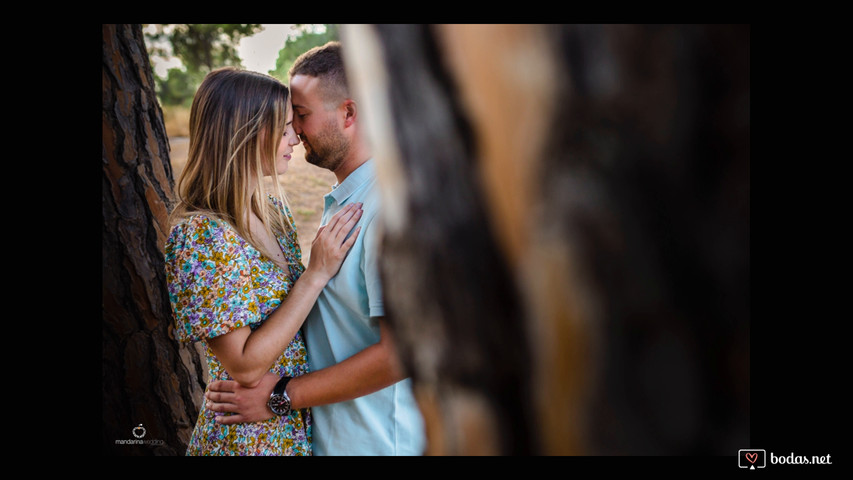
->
[102,23,206,456]
[343,24,749,455]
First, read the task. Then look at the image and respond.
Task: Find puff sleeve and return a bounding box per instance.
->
[164,216,260,343]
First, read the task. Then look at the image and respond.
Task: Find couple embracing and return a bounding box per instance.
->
[164,41,425,456]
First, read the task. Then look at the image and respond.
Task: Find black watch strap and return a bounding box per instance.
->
[274,376,292,396]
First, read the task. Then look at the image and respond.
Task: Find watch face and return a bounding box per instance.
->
[268,394,291,415]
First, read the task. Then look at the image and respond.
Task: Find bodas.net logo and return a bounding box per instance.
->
[738,449,766,469]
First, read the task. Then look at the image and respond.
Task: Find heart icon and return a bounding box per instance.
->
[745,452,757,464]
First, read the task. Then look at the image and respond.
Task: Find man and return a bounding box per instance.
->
[205,41,426,456]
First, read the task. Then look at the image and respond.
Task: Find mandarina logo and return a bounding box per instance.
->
[132,424,147,438]
[115,423,164,446]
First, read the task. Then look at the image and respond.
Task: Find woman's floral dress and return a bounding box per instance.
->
[164,197,311,455]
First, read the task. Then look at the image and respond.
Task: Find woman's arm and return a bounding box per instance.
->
[207,203,363,387]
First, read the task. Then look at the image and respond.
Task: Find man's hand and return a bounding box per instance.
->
[205,371,280,425]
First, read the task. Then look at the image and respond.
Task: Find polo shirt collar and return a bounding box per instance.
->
[328,158,375,204]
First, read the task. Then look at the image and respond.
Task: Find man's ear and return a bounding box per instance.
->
[343,99,357,128]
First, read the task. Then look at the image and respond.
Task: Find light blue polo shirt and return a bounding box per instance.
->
[303,159,426,456]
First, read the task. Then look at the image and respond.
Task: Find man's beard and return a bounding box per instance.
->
[303,119,348,172]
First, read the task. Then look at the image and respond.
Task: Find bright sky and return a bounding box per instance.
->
[237,24,294,73]
[147,24,295,77]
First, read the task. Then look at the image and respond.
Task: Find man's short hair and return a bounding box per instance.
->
[289,41,348,108]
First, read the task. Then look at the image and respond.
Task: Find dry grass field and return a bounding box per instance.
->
[168,136,337,263]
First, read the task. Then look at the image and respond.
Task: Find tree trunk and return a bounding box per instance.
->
[102,23,206,456]
[342,24,749,455]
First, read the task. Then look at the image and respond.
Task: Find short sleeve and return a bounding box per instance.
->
[360,213,385,318]
[164,216,260,343]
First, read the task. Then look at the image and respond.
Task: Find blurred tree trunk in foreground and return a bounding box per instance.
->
[102,23,206,455]
[343,24,749,455]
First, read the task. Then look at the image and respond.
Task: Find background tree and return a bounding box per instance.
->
[103,23,206,455]
[154,66,199,108]
[145,24,262,106]
[268,24,339,81]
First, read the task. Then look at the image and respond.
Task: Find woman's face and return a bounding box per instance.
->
[264,102,301,177]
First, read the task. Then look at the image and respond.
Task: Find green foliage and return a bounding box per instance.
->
[169,24,263,73]
[145,24,262,106]
[268,24,339,82]
[144,24,338,107]
[157,67,205,108]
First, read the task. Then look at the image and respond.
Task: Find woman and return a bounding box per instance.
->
[164,67,362,455]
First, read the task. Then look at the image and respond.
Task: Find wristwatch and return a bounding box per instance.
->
[267,376,293,416]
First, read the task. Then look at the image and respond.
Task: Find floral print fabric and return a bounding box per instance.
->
[164,197,311,455]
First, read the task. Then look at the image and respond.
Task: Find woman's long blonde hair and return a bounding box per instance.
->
[170,67,295,268]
